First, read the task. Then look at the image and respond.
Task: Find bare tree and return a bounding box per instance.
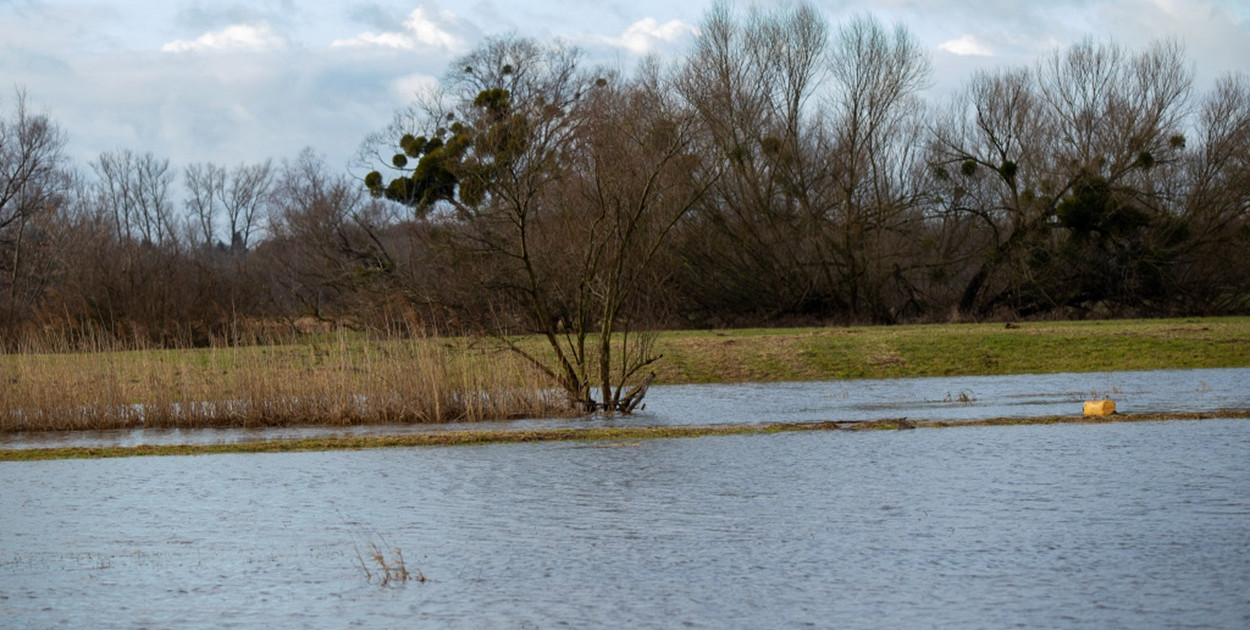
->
[931,38,1193,317]
[823,13,932,321]
[184,161,226,249]
[0,89,71,315]
[930,66,1051,316]
[1168,73,1250,311]
[184,160,274,252]
[366,36,718,412]
[1037,38,1191,179]
[673,7,933,324]
[535,63,720,411]
[265,148,400,323]
[92,149,177,248]
[673,2,836,320]
[223,160,273,251]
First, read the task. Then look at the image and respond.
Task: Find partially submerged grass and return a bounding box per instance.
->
[2,316,1247,434]
[4,411,1248,461]
[354,535,425,586]
[0,332,570,432]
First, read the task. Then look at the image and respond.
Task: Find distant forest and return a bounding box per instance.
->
[2,4,1249,348]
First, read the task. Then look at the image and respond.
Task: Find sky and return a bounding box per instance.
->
[3,0,1250,175]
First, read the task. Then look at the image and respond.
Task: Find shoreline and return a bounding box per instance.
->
[4,410,1249,461]
[4,316,1248,441]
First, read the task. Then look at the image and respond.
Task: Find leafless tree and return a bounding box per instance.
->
[0,89,71,315]
[930,66,1051,316]
[184,160,274,252]
[673,2,835,320]
[264,148,401,324]
[1037,38,1191,179]
[92,149,177,248]
[536,62,720,410]
[184,161,225,249]
[366,36,588,382]
[823,13,932,321]
[930,38,1194,317]
[366,35,719,412]
[1168,73,1250,311]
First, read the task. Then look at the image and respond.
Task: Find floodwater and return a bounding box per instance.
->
[3,418,1249,628]
[2,366,1247,449]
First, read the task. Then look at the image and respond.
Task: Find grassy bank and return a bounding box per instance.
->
[2,317,1248,434]
[651,317,1250,383]
[4,411,1248,461]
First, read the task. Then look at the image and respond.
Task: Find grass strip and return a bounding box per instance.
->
[651,316,1250,383]
[4,410,1248,461]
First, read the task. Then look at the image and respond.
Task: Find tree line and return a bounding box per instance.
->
[3,4,1248,370]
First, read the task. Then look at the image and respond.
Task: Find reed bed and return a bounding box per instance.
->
[0,332,572,432]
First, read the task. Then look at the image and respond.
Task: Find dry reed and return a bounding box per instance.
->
[0,330,572,432]
[354,538,425,586]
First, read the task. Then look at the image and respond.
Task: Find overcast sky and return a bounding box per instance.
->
[4,0,1249,174]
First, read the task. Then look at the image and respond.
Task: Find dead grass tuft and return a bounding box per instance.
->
[354,537,426,586]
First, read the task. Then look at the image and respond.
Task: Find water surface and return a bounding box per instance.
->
[3,418,1249,628]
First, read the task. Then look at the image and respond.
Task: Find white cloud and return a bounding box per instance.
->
[609,18,697,55]
[8,0,1247,179]
[162,23,286,53]
[332,7,466,51]
[390,73,440,101]
[939,34,994,56]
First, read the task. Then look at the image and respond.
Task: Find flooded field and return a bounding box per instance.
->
[2,367,1247,450]
[3,414,1249,627]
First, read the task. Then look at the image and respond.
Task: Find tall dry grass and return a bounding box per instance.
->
[0,330,572,432]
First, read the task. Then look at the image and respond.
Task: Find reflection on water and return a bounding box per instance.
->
[2,419,1248,628]
[3,367,1248,450]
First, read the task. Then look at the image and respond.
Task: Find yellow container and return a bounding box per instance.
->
[1083,400,1117,416]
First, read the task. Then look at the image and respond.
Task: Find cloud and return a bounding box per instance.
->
[345,3,402,33]
[9,0,1246,182]
[162,22,286,53]
[174,1,298,31]
[390,73,440,101]
[602,17,697,55]
[1093,0,1250,89]
[332,7,468,51]
[939,34,994,56]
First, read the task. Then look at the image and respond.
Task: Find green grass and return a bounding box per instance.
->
[650,317,1250,383]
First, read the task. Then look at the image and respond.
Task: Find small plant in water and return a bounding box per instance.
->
[354,536,427,586]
